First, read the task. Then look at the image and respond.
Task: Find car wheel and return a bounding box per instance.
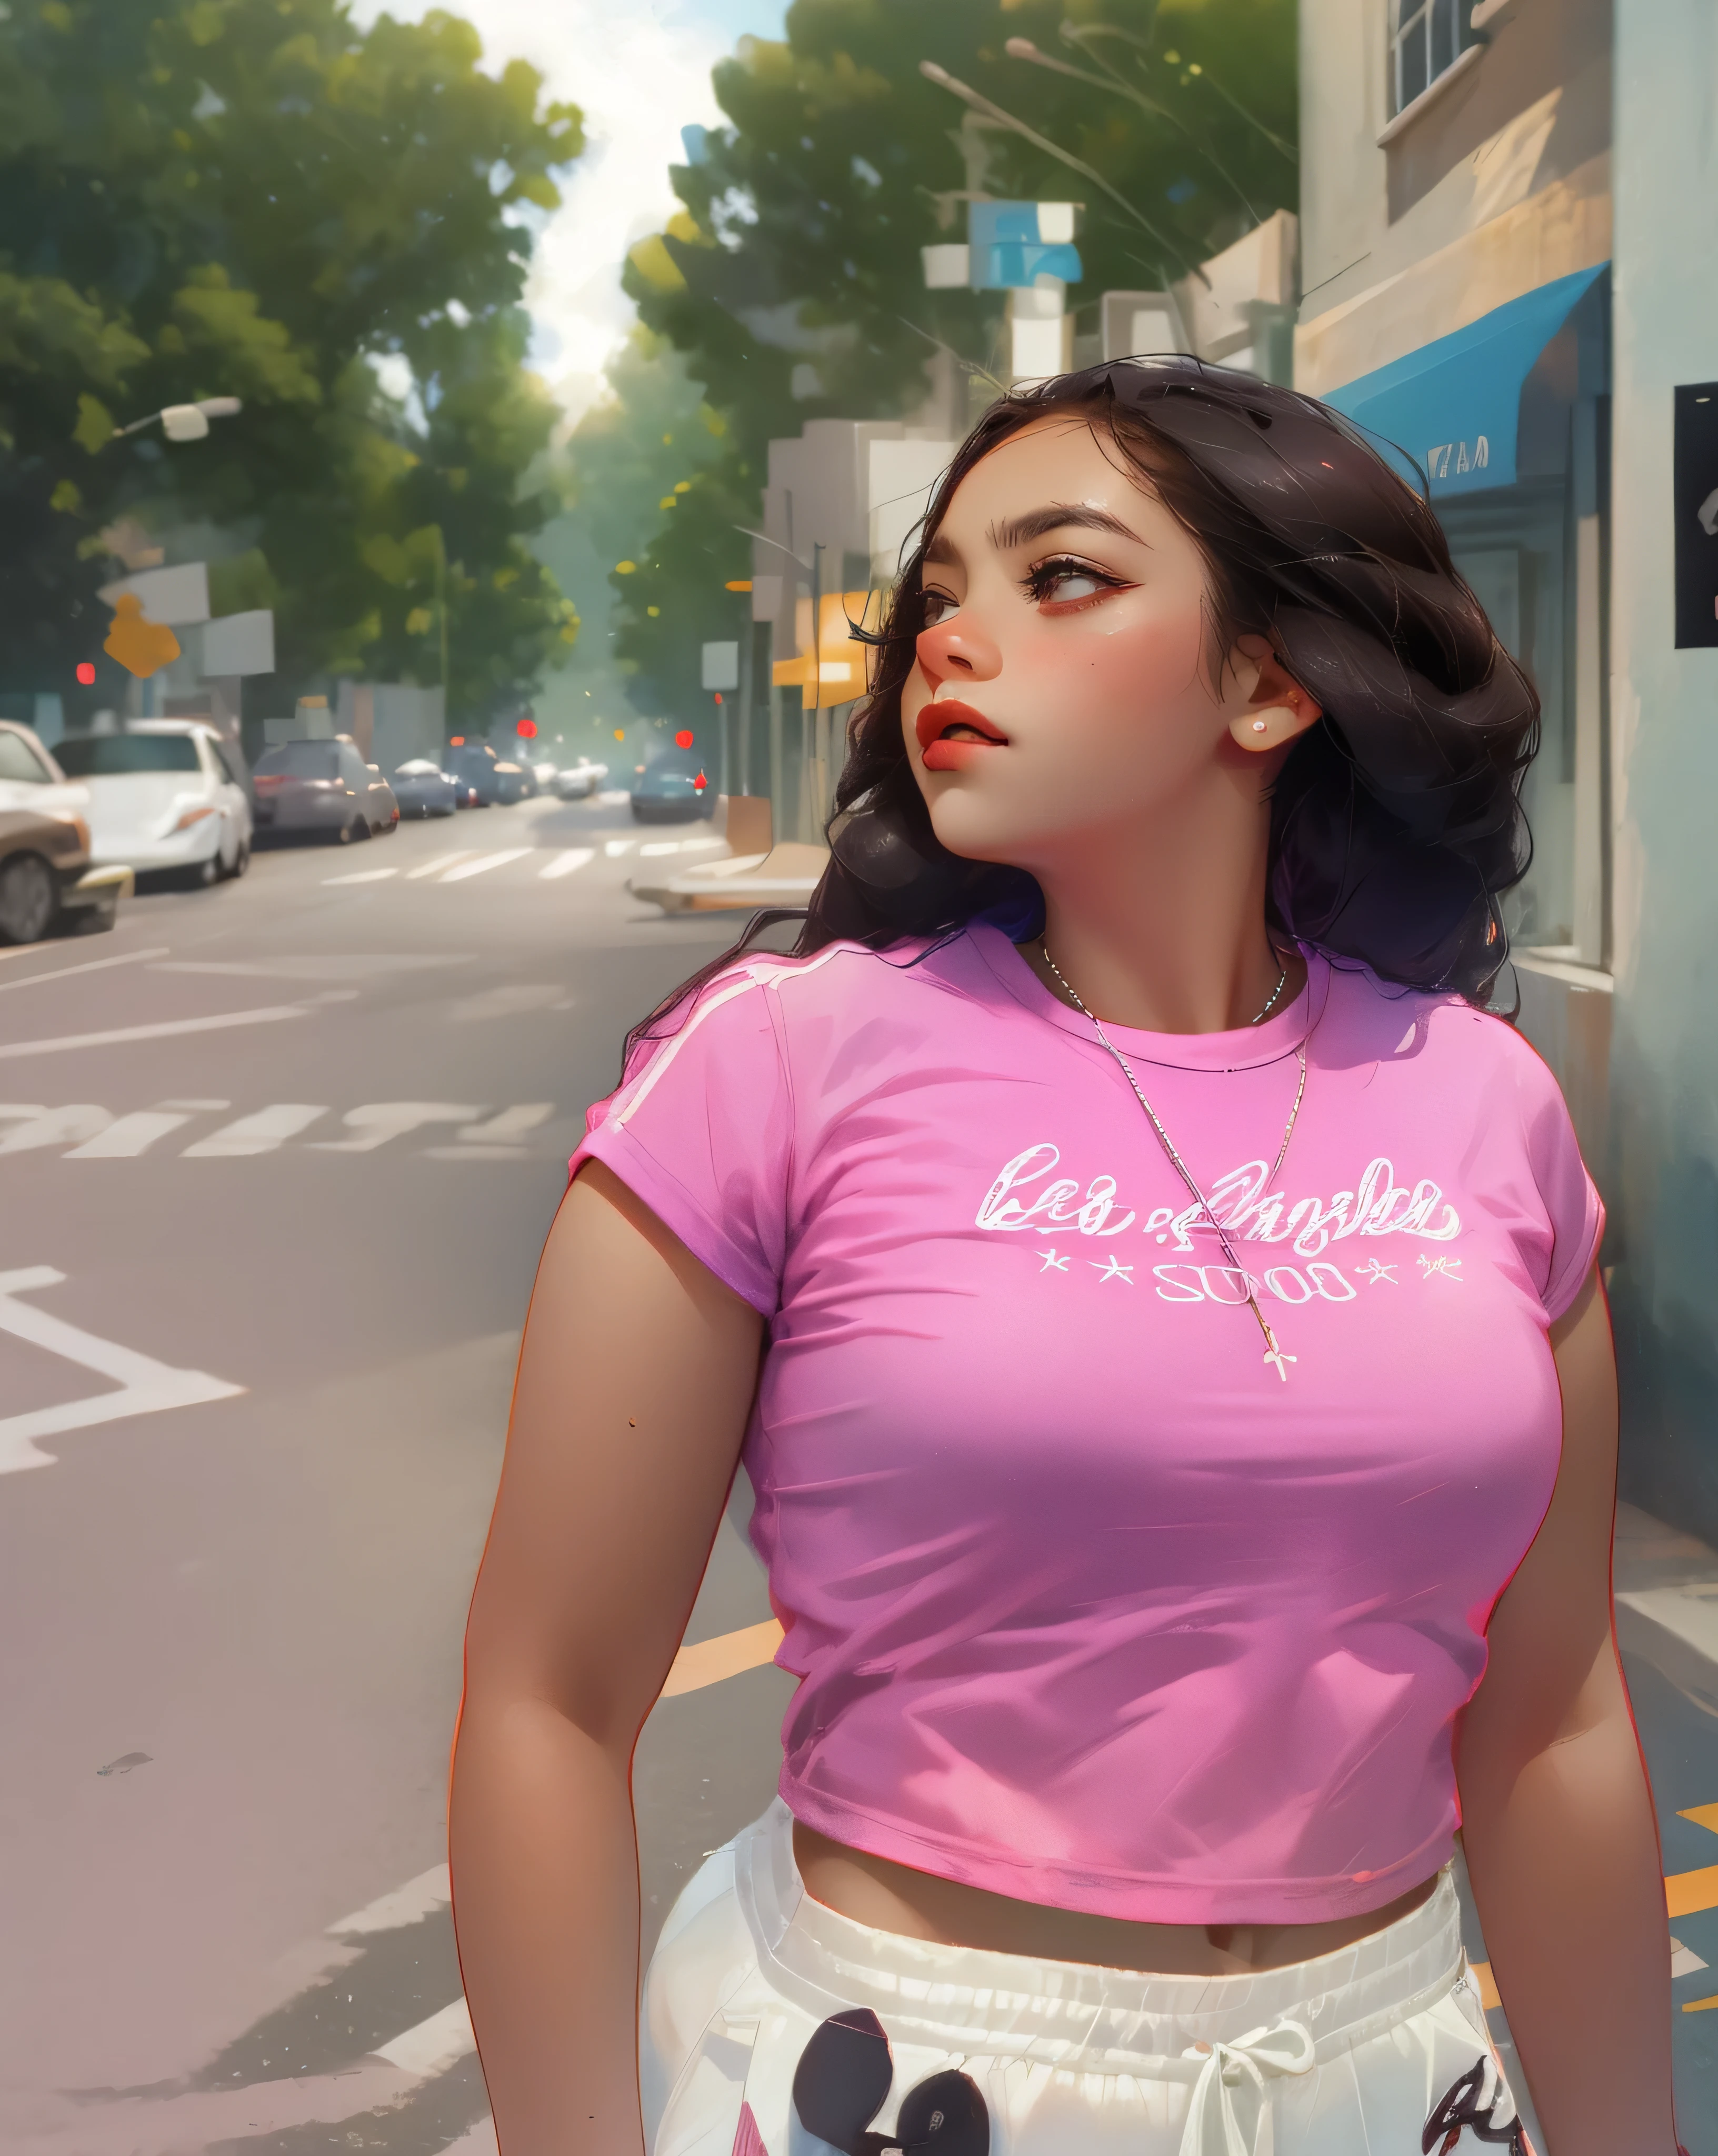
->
[0,853,56,945]
[230,839,250,879]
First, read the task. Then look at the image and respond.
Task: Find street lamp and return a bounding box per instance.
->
[111,396,243,444]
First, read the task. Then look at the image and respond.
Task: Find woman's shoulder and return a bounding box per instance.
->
[1317,950,1566,1103]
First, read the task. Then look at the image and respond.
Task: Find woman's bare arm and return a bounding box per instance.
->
[1455,1265,1677,2153]
[450,1161,765,2156]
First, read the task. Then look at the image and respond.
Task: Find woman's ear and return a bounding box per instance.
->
[1226,636,1323,755]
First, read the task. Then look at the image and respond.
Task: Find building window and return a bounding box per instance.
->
[1389,0,1475,116]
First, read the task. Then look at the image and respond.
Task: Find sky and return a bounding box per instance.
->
[349,0,787,418]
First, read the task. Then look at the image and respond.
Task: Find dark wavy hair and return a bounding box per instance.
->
[631,356,1539,1056]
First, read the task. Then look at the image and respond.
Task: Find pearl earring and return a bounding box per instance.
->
[1251,720,1268,734]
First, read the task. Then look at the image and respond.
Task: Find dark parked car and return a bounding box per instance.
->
[631,751,716,824]
[253,738,399,843]
[391,759,462,818]
[0,806,131,944]
[492,759,533,804]
[445,742,504,805]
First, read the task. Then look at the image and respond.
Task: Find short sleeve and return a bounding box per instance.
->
[1511,1043,1605,1324]
[570,967,792,1314]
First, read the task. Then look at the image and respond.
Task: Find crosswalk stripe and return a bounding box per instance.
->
[324,867,398,885]
[374,1995,475,2077]
[604,839,634,857]
[440,849,533,882]
[539,848,594,879]
[329,1863,451,1937]
[63,1111,193,1159]
[183,1105,328,1157]
[407,852,472,880]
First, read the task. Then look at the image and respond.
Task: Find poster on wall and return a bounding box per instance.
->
[1674,382,1718,647]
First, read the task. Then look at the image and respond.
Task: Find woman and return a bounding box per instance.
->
[450,361,1678,2155]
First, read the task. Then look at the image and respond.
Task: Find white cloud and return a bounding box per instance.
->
[349,0,780,417]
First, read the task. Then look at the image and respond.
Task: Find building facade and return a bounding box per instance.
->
[1296,0,1718,1536]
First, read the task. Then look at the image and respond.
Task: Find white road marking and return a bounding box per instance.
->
[329,1863,451,1937]
[461,1103,554,1142]
[0,945,170,995]
[638,837,727,857]
[0,1006,308,1061]
[406,852,473,880]
[323,867,398,885]
[64,1111,194,1158]
[183,1105,328,1156]
[604,839,635,857]
[538,847,594,879]
[374,1996,475,2078]
[311,1102,481,1153]
[0,1104,111,1153]
[424,1102,556,1160]
[0,1266,245,1476]
[156,955,469,979]
[439,849,532,882]
[1673,1937,1710,1977]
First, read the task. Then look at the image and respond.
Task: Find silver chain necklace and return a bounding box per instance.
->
[1041,944,1307,1382]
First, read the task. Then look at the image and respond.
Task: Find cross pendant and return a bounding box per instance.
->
[1262,1337,1296,1382]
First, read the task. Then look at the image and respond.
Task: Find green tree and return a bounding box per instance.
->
[532,326,735,752]
[609,0,1295,714]
[0,0,583,727]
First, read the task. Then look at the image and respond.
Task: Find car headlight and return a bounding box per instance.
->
[52,811,91,851]
[169,804,216,834]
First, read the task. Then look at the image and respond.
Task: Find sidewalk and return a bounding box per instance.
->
[1616,1501,1718,1719]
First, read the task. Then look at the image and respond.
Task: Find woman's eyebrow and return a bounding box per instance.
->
[987,504,1145,551]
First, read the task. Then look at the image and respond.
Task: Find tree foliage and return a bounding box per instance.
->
[0,0,584,725]
[608,0,1295,716]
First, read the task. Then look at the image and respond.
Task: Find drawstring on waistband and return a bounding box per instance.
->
[1177,2018,1316,2156]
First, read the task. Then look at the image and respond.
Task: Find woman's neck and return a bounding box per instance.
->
[1016,793,1296,1036]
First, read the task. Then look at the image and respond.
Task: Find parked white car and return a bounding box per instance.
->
[551,757,608,801]
[55,719,253,885]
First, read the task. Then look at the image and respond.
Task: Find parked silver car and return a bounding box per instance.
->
[253,738,398,843]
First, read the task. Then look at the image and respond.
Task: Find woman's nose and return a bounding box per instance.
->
[916,614,1001,685]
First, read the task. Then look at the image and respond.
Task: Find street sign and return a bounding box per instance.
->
[202,608,275,676]
[97,560,211,627]
[701,641,740,691]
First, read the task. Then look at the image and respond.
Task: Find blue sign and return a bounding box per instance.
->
[966,201,1083,293]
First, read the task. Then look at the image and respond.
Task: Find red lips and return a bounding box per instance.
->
[916,698,1010,770]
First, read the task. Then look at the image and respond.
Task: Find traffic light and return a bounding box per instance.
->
[76,662,96,686]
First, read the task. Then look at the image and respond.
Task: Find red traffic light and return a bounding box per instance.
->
[450,735,465,746]
[76,662,96,685]
[516,717,538,740]
[674,728,694,748]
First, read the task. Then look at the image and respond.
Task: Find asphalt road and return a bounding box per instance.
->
[1,791,1714,2153]
[0,793,792,2156]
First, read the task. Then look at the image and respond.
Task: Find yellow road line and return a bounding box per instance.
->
[1666,1863,1718,1919]
[1679,1801,1718,1835]
[661,1618,784,1698]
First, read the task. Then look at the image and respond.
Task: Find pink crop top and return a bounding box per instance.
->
[572,927,1603,1925]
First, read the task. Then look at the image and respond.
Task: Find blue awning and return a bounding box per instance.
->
[1322,264,1608,497]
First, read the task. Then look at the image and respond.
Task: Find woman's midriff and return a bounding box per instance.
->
[791,1823,1440,1976]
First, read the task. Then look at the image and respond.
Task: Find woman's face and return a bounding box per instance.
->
[901,416,1296,874]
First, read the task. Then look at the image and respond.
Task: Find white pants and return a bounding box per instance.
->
[641,1802,1526,2156]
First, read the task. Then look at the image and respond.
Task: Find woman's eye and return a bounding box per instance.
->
[1030,560,1114,606]
[922,590,960,626]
